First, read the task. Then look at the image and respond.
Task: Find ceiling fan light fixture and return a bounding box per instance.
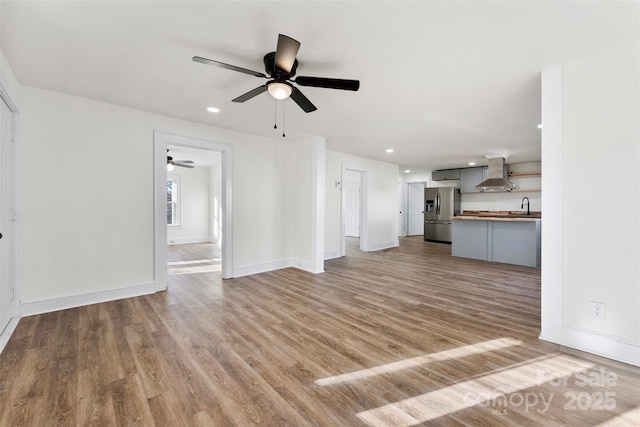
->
[267,82,292,100]
[167,163,174,172]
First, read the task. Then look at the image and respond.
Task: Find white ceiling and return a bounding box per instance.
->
[2,1,637,172]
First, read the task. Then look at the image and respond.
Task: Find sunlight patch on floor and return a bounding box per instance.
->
[168,258,221,274]
[356,353,595,426]
[597,406,640,426]
[315,337,523,386]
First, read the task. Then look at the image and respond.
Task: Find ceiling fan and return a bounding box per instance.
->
[193,34,360,113]
[167,150,194,171]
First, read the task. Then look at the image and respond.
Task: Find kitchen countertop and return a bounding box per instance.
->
[452,210,542,222]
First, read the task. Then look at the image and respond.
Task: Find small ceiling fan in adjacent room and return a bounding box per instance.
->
[193,34,360,113]
[167,150,194,171]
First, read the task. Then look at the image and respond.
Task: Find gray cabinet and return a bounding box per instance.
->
[460,167,484,193]
[432,168,461,181]
[432,170,445,181]
[452,219,541,267]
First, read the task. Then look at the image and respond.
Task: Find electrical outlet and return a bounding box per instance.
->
[589,301,606,320]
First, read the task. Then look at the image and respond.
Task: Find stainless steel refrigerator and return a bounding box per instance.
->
[424,187,461,243]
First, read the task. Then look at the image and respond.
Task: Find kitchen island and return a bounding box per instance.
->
[451,211,541,267]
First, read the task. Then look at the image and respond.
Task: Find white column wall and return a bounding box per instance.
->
[541,48,640,366]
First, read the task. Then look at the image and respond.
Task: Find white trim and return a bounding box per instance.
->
[311,136,326,273]
[233,257,320,277]
[324,250,342,260]
[560,324,640,348]
[154,132,233,284]
[540,66,564,345]
[541,327,640,367]
[0,316,20,354]
[0,70,20,354]
[291,258,318,274]
[341,163,370,255]
[369,240,400,252]
[233,258,293,278]
[154,137,168,291]
[20,282,157,317]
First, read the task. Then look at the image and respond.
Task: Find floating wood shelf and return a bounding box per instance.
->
[509,172,541,177]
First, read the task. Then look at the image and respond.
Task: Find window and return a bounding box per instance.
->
[167,175,180,226]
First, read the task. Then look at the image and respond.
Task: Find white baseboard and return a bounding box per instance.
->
[369,240,400,252]
[292,258,324,274]
[540,325,640,367]
[233,258,294,278]
[233,257,325,277]
[324,250,342,260]
[0,317,21,354]
[20,282,158,317]
[167,236,212,245]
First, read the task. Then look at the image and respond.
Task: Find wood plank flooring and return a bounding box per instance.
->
[1,238,639,426]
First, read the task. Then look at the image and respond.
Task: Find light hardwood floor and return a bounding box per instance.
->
[1,238,638,426]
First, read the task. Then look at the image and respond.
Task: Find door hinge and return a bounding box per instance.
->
[11,288,15,301]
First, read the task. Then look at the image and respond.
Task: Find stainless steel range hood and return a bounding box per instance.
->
[475,157,518,191]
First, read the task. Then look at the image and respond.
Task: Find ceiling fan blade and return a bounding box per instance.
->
[192,56,267,78]
[290,87,317,113]
[174,163,195,169]
[275,34,300,73]
[295,76,360,91]
[174,160,194,164]
[232,85,268,103]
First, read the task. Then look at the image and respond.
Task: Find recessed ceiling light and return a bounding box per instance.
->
[207,107,220,113]
[537,123,542,129]
[386,149,394,153]
[468,162,476,166]
[404,169,411,173]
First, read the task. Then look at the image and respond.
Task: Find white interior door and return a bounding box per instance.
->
[344,170,361,237]
[407,182,425,236]
[0,97,15,334]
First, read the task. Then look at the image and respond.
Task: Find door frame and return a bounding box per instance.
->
[343,170,361,238]
[153,131,233,290]
[406,181,428,236]
[341,163,369,255]
[0,80,20,352]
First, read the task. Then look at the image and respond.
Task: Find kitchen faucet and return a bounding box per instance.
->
[521,197,530,215]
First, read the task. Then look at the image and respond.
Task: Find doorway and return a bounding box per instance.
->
[407,182,426,236]
[165,145,222,277]
[341,163,369,256]
[344,170,361,238]
[154,132,233,291]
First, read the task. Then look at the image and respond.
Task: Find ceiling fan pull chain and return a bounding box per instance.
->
[282,101,286,138]
[273,98,278,129]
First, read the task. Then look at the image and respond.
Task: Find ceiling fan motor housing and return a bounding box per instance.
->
[264,52,298,81]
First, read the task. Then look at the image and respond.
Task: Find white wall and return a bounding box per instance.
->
[0,51,20,106]
[541,48,640,366]
[167,166,211,245]
[461,191,541,212]
[18,85,315,308]
[291,136,325,273]
[325,150,399,257]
